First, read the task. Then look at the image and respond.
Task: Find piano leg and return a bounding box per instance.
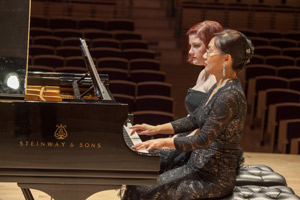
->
[18,183,120,200]
[20,187,34,200]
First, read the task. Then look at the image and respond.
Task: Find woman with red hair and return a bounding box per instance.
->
[157,21,224,172]
[185,21,223,115]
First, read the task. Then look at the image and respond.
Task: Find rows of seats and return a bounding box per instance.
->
[237,26,300,155]
[29,46,155,62]
[28,15,174,128]
[240,63,300,153]
[30,28,142,40]
[240,30,300,67]
[31,17,134,31]
[179,1,300,33]
[30,36,148,49]
[109,81,173,112]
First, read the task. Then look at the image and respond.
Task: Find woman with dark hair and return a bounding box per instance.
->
[156,21,224,172]
[122,29,254,200]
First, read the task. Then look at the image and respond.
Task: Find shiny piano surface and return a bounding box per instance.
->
[0,72,160,200]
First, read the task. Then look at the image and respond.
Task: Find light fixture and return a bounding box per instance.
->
[5,72,20,90]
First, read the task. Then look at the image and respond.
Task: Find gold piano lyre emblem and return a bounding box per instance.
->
[54,124,68,140]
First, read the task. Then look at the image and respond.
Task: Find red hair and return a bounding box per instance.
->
[187,21,223,63]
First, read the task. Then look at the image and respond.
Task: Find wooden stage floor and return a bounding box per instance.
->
[0,152,299,200]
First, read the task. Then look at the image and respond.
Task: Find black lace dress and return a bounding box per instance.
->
[122,80,247,200]
[158,88,209,172]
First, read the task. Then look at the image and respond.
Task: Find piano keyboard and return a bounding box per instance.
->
[123,122,148,153]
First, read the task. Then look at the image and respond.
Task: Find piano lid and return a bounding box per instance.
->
[0,0,30,95]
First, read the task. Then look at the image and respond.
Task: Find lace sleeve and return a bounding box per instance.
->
[170,111,199,134]
[174,89,239,152]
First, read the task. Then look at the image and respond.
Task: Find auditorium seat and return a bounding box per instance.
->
[284,31,300,41]
[28,55,33,65]
[92,38,120,49]
[256,88,300,138]
[62,37,90,47]
[247,76,288,129]
[278,119,300,153]
[265,55,295,67]
[248,36,269,47]
[270,38,298,49]
[29,45,55,56]
[112,93,135,113]
[54,66,87,73]
[123,49,155,60]
[132,110,174,141]
[120,39,148,50]
[297,58,300,66]
[34,36,62,47]
[240,64,276,94]
[291,137,300,154]
[97,68,128,80]
[130,69,165,83]
[137,81,172,97]
[250,55,265,65]
[65,56,90,68]
[28,65,54,72]
[29,36,33,45]
[258,30,283,39]
[277,66,300,79]
[48,17,77,30]
[289,78,300,92]
[97,57,128,70]
[255,46,281,57]
[53,29,82,38]
[56,46,82,57]
[30,16,48,28]
[129,58,160,71]
[266,103,300,152]
[109,80,136,96]
[135,95,174,113]
[78,18,106,30]
[282,47,300,59]
[106,19,134,31]
[30,27,52,37]
[238,28,257,37]
[91,47,123,59]
[82,29,113,40]
[33,55,65,68]
[113,31,142,41]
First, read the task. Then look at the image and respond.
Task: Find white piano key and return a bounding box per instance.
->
[124,122,148,153]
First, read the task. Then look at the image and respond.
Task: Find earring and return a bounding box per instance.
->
[222,63,226,77]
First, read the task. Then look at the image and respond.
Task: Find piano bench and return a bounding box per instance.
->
[236,165,287,186]
[218,185,300,200]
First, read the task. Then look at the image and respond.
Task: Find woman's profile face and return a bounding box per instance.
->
[203,37,224,76]
[188,34,206,66]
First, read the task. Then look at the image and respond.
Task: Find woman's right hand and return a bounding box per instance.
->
[130,123,158,136]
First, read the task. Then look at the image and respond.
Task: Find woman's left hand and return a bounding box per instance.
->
[133,138,175,151]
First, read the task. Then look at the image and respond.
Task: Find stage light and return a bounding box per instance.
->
[5,72,20,90]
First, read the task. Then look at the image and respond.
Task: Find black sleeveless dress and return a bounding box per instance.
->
[122,80,247,200]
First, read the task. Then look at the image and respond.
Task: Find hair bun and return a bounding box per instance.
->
[244,39,254,65]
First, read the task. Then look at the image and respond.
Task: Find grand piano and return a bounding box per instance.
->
[0,1,160,199]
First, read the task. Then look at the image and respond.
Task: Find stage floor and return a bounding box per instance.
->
[0,152,299,200]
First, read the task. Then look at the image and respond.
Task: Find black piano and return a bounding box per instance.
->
[0,2,160,198]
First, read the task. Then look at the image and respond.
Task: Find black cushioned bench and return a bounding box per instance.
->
[225,165,300,200]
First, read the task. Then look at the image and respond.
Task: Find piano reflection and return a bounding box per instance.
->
[0,38,160,200]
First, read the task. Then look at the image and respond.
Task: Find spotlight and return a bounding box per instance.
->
[5,72,20,90]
